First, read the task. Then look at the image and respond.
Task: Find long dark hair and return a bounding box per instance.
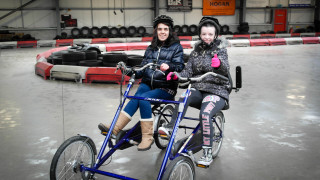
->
[151,22,179,48]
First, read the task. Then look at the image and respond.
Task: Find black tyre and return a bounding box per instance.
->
[50,136,97,180]
[137,26,146,35]
[84,50,98,60]
[127,55,143,66]
[100,26,110,37]
[102,62,117,67]
[81,26,91,36]
[102,53,127,64]
[154,105,174,149]
[61,32,68,39]
[52,56,63,65]
[47,56,53,64]
[211,111,225,158]
[118,26,128,37]
[79,60,103,67]
[221,25,229,34]
[127,26,137,37]
[110,27,119,37]
[90,26,101,37]
[51,50,70,57]
[162,156,195,180]
[62,61,78,66]
[188,24,198,35]
[62,51,86,62]
[173,25,182,34]
[181,25,189,35]
[71,28,81,37]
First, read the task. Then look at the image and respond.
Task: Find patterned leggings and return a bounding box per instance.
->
[169,89,226,147]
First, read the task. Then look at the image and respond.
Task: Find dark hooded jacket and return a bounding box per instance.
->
[179,37,230,101]
[136,38,185,91]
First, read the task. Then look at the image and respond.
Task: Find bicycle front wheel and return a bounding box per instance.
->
[212,111,225,158]
[162,156,195,180]
[50,135,96,180]
[154,104,174,149]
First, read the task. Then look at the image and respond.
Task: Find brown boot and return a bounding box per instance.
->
[98,111,131,136]
[137,120,154,151]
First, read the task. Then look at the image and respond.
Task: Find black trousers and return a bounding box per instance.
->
[169,89,226,147]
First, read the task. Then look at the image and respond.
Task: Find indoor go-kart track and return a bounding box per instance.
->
[0,44,320,180]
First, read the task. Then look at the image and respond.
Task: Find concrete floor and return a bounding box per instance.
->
[0,44,320,180]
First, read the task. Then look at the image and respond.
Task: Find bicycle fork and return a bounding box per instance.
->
[157,84,193,180]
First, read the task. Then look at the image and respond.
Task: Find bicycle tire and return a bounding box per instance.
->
[162,156,195,180]
[211,111,225,158]
[50,135,97,180]
[154,105,174,149]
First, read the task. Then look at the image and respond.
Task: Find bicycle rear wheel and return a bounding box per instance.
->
[212,111,225,158]
[154,104,174,149]
[50,135,97,180]
[162,156,195,180]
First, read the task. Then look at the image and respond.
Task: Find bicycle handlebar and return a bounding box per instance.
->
[116,61,161,74]
[174,71,229,82]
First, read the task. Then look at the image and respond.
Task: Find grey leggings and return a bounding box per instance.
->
[168,89,226,147]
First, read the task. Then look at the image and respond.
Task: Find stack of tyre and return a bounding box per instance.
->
[64,26,149,39]
[46,50,144,68]
[173,24,198,36]
[220,25,232,35]
[237,22,249,34]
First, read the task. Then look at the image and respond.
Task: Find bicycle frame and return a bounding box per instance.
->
[79,72,223,180]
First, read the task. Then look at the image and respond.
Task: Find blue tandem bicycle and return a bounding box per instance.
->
[50,61,242,180]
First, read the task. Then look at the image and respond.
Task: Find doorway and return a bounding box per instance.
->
[274,9,287,33]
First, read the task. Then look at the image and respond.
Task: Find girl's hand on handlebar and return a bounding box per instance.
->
[167,72,178,81]
[160,63,169,71]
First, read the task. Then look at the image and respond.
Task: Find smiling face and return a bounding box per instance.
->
[200,26,216,45]
[157,23,170,42]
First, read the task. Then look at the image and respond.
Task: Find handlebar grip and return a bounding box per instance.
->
[217,74,229,81]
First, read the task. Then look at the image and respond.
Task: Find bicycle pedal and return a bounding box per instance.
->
[196,164,210,168]
[100,131,116,139]
[160,134,168,138]
[129,140,139,145]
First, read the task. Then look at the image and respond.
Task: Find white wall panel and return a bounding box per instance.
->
[59,0,91,8]
[185,9,203,25]
[289,9,314,23]
[92,0,109,8]
[246,9,267,24]
[92,11,109,27]
[25,0,55,8]
[1,0,20,8]
[69,10,92,27]
[0,11,22,28]
[124,10,153,26]
[23,10,56,28]
[124,0,152,8]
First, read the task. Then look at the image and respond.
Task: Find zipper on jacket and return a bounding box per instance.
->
[151,47,161,89]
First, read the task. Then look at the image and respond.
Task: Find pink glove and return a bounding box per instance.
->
[167,72,178,81]
[211,54,221,68]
